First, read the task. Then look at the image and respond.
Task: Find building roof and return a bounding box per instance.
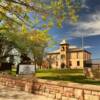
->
[69,48,91,54]
[47,48,91,55]
[69,48,83,52]
[47,40,91,55]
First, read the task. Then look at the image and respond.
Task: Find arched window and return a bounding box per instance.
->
[61,54,65,60]
[61,63,65,69]
[61,47,65,51]
[77,61,80,66]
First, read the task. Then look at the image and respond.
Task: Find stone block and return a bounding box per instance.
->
[92,91,100,96]
[85,94,99,100]
[64,87,73,92]
[63,92,73,97]
[62,96,69,100]
[48,94,55,98]
[43,92,49,96]
[34,91,40,94]
[24,83,32,92]
[84,90,91,94]
[34,84,40,89]
[68,97,77,100]
[45,89,50,93]
[38,91,43,95]
[56,93,62,99]
[74,89,83,99]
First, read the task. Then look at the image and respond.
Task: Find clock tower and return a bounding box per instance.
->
[60,40,69,68]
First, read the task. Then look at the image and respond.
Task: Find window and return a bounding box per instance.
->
[49,55,51,59]
[77,61,80,66]
[56,55,58,60]
[61,54,65,60]
[69,61,72,66]
[61,47,65,51]
[56,61,58,66]
[61,63,65,69]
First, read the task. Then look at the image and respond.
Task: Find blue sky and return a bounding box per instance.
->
[47,0,100,59]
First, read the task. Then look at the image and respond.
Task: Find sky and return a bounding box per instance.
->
[48,0,100,59]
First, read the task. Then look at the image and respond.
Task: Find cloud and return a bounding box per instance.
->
[72,11,100,37]
[67,37,75,40]
[83,45,93,49]
[81,0,90,9]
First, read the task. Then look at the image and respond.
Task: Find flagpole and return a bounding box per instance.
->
[82,32,84,50]
[81,32,86,76]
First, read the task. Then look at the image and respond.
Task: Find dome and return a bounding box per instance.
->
[60,39,68,45]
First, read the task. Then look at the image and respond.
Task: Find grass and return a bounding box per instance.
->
[9,68,16,76]
[36,69,100,85]
[9,68,100,85]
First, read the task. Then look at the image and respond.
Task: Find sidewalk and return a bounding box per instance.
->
[0,85,52,100]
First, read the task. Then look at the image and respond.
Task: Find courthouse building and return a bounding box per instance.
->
[46,40,91,69]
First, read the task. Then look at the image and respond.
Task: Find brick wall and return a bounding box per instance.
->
[0,75,100,100]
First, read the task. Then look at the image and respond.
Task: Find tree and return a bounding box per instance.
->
[0,0,83,66]
[0,0,82,32]
[27,30,51,69]
[0,25,51,65]
[0,33,14,63]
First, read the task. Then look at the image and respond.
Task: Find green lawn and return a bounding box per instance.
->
[36,69,100,85]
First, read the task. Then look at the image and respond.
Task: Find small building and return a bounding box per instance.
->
[46,40,91,69]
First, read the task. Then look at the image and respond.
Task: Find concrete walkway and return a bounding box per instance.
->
[0,85,52,100]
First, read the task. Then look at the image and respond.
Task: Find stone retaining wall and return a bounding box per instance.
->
[0,75,100,100]
[0,74,34,92]
[33,79,100,100]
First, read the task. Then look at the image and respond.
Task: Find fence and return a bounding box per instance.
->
[85,58,100,79]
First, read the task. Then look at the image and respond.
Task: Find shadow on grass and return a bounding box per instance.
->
[38,75,100,85]
[36,69,83,73]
